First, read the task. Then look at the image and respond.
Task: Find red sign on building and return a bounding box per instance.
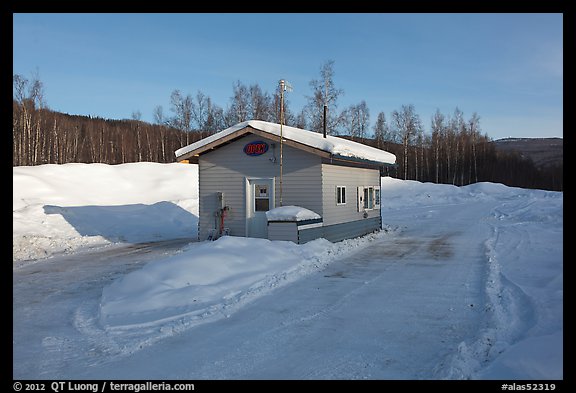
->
[243,141,269,156]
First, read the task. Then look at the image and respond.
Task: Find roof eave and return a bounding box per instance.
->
[175,127,251,161]
[329,153,396,168]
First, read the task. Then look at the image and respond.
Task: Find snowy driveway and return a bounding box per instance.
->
[14,202,495,379]
[90,202,491,380]
[13,239,196,379]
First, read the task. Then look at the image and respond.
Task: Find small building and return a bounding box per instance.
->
[175,120,396,243]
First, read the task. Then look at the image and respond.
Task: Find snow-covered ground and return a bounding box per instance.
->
[13,163,563,379]
[13,163,199,263]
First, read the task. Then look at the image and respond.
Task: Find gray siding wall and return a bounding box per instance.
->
[198,133,322,240]
[268,222,298,243]
[321,164,381,226]
[299,216,381,244]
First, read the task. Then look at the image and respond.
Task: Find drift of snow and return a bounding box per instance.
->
[13,163,562,380]
[266,205,322,221]
[13,162,199,263]
[175,120,397,165]
[99,234,381,333]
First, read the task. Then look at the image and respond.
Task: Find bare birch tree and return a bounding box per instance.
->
[305,60,344,134]
[392,104,421,180]
[430,109,445,183]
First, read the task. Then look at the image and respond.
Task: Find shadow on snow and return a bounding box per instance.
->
[44,201,198,243]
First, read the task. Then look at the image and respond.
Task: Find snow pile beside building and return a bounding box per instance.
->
[12,162,199,262]
[99,231,385,332]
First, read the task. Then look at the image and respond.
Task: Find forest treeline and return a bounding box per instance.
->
[13,63,562,191]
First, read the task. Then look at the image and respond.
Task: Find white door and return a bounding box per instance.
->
[247,178,274,238]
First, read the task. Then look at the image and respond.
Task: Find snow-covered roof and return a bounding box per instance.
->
[175,120,396,165]
[266,205,322,222]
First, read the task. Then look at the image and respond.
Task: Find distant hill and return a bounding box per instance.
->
[491,137,563,168]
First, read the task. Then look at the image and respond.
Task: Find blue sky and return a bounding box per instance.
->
[13,13,563,140]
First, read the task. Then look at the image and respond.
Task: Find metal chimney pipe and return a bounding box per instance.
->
[323,104,327,138]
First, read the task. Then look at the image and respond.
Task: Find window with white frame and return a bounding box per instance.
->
[364,187,373,210]
[357,186,381,211]
[336,186,346,205]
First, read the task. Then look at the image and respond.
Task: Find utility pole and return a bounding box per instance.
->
[278,79,292,207]
[323,78,328,138]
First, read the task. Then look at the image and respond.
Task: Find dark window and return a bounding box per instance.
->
[254,184,270,211]
[337,186,346,205]
[255,199,269,211]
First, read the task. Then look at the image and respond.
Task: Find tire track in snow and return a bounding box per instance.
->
[13,239,195,379]
[439,206,538,379]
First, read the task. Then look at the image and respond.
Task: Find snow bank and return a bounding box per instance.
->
[381,177,467,209]
[100,232,386,331]
[380,177,550,210]
[266,205,321,221]
[13,163,199,262]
